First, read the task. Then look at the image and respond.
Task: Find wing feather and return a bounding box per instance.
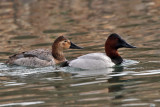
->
[7,49,55,66]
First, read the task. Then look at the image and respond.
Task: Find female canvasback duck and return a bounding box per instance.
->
[6,36,82,67]
[69,33,136,69]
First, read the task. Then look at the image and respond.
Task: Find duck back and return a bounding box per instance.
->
[6,49,55,67]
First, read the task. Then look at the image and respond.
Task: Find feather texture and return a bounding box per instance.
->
[7,49,56,67]
[69,53,115,69]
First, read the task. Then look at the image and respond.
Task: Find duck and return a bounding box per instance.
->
[6,36,82,67]
[68,33,136,69]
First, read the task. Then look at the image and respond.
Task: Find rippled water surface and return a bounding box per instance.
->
[0,0,160,106]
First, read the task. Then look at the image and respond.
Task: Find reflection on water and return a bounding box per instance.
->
[0,0,160,106]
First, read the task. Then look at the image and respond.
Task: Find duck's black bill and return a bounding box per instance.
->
[117,37,136,49]
[121,40,136,48]
[70,42,83,49]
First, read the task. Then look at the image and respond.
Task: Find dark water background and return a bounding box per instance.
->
[0,0,160,107]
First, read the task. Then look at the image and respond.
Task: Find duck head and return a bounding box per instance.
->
[52,36,83,63]
[105,33,136,49]
[53,36,83,50]
[105,33,136,64]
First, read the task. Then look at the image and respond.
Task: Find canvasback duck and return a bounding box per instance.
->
[6,36,82,67]
[68,33,136,69]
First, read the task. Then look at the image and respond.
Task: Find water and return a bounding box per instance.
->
[0,0,160,106]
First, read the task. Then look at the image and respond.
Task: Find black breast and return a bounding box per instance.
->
[111,56,123,65]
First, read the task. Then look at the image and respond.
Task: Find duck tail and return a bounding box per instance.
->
[5,53,18,64]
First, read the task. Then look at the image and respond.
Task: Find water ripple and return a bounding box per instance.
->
[0,101,45,107]
[70,80,107,87]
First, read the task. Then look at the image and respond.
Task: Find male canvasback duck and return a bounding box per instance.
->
[68,33,136,69]
[6,36,82,67]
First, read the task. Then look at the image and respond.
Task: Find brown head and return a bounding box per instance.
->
[52,36,82,50]
[105,33,136,65]
[52,36,82,62]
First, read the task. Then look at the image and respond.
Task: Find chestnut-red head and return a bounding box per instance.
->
[105,33,136,64]
[105,33,136,49]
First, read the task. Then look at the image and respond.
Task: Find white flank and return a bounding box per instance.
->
[69,53,115,69]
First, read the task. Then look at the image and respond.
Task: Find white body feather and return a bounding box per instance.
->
[69,53,115,69]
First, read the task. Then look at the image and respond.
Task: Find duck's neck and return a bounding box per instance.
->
[105,47,123,65]
[52,44,66,63]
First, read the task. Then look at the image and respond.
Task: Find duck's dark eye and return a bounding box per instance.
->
[64,40,67,42]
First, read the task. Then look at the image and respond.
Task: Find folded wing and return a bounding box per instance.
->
[6,49,55,67]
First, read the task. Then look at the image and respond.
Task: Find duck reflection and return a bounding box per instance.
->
[107,67,125,99]
[36,66,125,106]
[0,64,126,106]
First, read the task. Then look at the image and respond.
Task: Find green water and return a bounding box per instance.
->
[0,0,160,106]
